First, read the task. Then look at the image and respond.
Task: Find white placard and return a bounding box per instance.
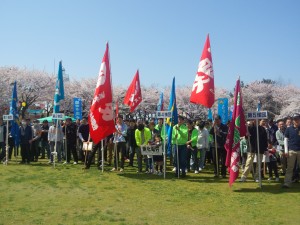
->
[156,111,172,119]
[52,113,65,120]
[247,111,268,120]
[3,114,13,121]
[141,145,163,156]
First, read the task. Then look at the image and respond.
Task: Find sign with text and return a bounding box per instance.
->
[247,111,268,120]
[73,98,82,120]
[52,113,65,120]
[3,114,13,121]
[141,145,163,156]
[156,111,172,119]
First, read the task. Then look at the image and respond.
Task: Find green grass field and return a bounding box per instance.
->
[0,159,299,225]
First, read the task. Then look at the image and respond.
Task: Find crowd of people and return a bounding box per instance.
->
[0,113,299,187]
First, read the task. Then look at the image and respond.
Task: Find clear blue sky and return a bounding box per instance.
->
[1,0,299,90]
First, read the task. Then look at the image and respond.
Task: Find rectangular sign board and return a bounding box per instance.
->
[156,111,172,119]
[52,113,65,120]
[3,114,13,121]
[141,145,163,156]
[247,111,268,120]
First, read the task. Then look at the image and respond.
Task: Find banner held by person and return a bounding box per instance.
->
[53,61,65,113]
[89,43,116,145]
[10,81,20,147]
[190,34,215,108]
[124,70,142,112]
[166,77,178,156]
[157,92,164,111]
[218,98,229,125]
[225,78,246,187]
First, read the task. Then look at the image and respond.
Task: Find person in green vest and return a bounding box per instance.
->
[135,120,151,173]
[172,115,188,177]
[186,119,199,173]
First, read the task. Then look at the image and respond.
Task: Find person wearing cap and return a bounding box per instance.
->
[40,120,50,159]
[209,115,228,178]
[172,115,188,177]
[282,113,300,188]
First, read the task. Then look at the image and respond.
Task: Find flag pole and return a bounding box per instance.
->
[101,140,104,173]
[163,119,166,179]
[53,119,59,168]
[5,119,9,165]
[214,128,219,177]
[256,118,262,188]
[176,125,180,179]
[64,102,68,165]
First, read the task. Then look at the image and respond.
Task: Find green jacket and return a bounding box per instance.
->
[135,127,151,147]
[188,128,198,147]
[172,124,188,145]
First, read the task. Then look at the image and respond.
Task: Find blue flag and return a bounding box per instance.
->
[166,77,178,156]
[217,98,229,124]
[53,61,65,113]
[73,98,82,120]
[9,81,20,146]
[157,92,164,111]
[208,108,213,120]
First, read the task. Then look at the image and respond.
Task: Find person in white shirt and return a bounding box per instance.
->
[48,121,64,163]
[197,121,209,171]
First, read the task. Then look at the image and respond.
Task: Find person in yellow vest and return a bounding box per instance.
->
[172,115,188,178]
[135,120,151,173]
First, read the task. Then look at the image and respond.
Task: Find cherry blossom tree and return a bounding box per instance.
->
[1,66,300,121]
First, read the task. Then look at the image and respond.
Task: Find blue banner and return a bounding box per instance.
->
[208,108,213,120]
[53,61,65,113]
[217,98,228,124]
[10,81,20,146]
[73,98,82,120]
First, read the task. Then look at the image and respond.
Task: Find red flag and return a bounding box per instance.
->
[88,43,116,144]
[225,79,247,186]
[124,70,142,112]
[190,34,215,108]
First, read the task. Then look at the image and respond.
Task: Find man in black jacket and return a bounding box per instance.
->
[0,118,7,162]
[240,119,268,182]
[210,115,228,178]
[127,119,137,167]
[64,118,78,164]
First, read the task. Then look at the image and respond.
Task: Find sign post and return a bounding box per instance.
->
[52,113,65,168]
[3,115,13,165]
[247,111,268,188]
[156,111,172,179]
